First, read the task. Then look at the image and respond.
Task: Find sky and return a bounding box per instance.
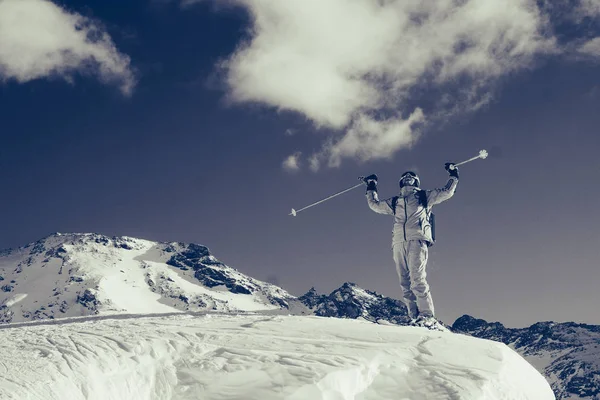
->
[0,0,599,328]
[0,313,553,399]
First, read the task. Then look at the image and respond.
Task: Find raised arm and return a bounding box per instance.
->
[364,174,394,215]
[426,163,460,206]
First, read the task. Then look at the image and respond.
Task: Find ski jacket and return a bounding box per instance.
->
[366,177,458,247]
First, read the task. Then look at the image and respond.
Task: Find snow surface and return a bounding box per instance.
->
[0,313,555,400]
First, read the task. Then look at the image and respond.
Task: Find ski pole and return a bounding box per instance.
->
[289,177,365,217]
[448,149,488,170]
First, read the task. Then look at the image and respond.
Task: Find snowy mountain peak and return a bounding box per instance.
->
[299,282,411,324]
[0,233,297,323]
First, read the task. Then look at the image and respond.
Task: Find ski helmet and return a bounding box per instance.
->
[399,171,420,188]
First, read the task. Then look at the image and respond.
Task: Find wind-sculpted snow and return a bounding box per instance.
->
[0,233,298,323]
[0,313,555,400]
[453,315,600,400]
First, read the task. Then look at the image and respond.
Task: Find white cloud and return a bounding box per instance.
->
[538,0,600,59]
[579,37,600,56]
[0,0,135,94]
[308,155,320,173]
[574,0,600,19]
[282,152,302,172]
[327,108,425,168]
[186,0,600,167]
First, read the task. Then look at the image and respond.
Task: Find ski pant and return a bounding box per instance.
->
[392,240,434,319]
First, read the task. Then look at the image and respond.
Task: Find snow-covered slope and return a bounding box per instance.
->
[0,313,555,400]
[301,285,600,399]
[453,315,600,400]
[0,233,298,323]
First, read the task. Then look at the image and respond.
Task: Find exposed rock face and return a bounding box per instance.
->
[299,282,411,325]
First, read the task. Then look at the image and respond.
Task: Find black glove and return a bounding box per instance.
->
[445,163,459,179]
[363,174,378,192]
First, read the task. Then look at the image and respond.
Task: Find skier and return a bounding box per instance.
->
[364,164,459,329]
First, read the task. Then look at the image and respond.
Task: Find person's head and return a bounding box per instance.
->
[399,171,420,189]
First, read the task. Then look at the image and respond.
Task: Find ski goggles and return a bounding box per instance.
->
[400,171,418,179]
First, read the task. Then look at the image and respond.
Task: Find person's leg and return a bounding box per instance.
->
[407,240,434,317]
[393,243,418,319]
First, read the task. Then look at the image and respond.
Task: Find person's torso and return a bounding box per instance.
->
[392,189,432,244]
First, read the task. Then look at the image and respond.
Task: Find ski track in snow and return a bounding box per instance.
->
[0,313,554,400]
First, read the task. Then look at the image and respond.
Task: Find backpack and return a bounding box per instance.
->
[391,190,436,244]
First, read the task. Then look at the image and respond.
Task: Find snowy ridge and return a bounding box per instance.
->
[453,315,600,400]
[0,233,298,323]
[0,313,555,400]
[1,233,586,398]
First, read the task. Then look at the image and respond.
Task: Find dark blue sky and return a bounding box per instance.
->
[1,0,599,327]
